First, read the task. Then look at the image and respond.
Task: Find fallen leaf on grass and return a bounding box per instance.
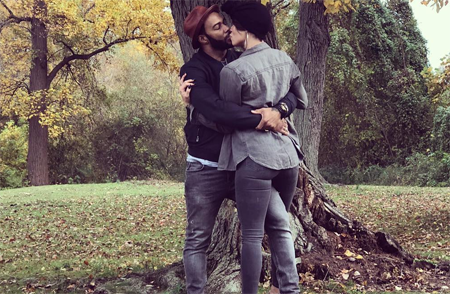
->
[344,250,354,257]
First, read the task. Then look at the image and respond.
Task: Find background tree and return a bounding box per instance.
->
[320,0,431,172]
[293,0,446,180]
[45,42,187,184]
[0,0,176,186]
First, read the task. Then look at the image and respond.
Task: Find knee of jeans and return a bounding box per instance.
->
[241,228,264,243]
[265,212,290,232]
[184,227,213,251]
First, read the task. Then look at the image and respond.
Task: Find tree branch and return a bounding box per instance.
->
[273,1,292,16]
[103,26,110,45]
[131,27,140,36]
[145,43,169,70]
[47,36,148,87]
[58,40,76,55]
[0,0,14,16]
[84,3,95,18]
[0,80,29,97]
[125,20,132,38]
[273,0,286,9]
[0,0,32,33]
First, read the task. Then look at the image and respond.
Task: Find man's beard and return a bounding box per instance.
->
[205,32,233,50]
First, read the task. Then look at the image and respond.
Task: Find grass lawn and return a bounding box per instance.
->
[1,181,449,293]
[0,181,186,293]
[328,185,450,263]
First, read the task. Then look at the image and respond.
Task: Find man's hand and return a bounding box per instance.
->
[251,108,289,135]
[179,73,195,106]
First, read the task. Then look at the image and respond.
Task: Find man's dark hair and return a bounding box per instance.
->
[199,25,206,36]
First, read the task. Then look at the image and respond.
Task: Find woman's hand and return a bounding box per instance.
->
[179,73,195,106]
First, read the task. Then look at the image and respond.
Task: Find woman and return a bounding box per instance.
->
[218,2,308,294]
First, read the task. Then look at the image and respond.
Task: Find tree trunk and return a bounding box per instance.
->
[152,1,417,293]
[293,1,330,182]
[28,0,49,186]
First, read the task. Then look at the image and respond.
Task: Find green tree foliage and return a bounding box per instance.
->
[319,0,431,170]
[432,107,450,153]
[0,121,28,188]
[424,55,450,154]
[274,0,299,59]
[47,42,186,184]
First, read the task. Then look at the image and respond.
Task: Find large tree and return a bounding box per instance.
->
[143,1,440,293]
[0,0,176,185]
[320,0,431,171]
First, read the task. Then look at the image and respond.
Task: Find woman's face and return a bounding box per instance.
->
[229,24,246,47]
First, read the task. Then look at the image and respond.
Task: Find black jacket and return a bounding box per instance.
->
[180,49,297,162]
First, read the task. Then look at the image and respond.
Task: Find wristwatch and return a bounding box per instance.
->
[274,102,289,118]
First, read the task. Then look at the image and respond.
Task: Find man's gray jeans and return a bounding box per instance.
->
[183,160,299,294]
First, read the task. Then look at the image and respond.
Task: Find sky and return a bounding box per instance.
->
[409,1,450,68]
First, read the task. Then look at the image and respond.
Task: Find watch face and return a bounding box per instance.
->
[280,102,288,113]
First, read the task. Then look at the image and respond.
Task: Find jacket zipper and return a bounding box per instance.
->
[196,127,200,142]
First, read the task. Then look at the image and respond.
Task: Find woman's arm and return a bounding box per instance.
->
[219,66,243,105]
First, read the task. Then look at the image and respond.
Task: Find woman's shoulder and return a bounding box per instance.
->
[223,56,251,77]
[267,47,293,62]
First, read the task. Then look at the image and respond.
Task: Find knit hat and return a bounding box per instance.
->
[221,1,271,40]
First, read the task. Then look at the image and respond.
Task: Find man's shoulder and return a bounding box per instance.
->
[181,52,202,70]
[180,53,208,77]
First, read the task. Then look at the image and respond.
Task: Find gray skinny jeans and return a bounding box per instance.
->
[235,157,300,294]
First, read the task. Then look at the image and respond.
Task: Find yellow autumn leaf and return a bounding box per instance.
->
[344,249,354,257]
[0,0,177,139]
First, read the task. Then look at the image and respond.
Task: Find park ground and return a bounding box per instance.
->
[0,181,449,293]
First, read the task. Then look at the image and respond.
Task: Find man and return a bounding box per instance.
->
[178,5,307,294]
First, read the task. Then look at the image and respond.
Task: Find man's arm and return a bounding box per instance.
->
[181,65,298,130]
[289,63,308,110]
[182,65,258,129]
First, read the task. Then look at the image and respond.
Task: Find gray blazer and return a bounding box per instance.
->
[218,42,308,171]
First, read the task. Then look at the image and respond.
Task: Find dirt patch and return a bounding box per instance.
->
[298,232,450,293]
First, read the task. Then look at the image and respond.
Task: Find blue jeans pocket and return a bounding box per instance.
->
[186,161,204,172]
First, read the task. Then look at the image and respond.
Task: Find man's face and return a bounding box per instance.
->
[200,12,233,50]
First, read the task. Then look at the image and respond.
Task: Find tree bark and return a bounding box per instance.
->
[27,0,49,186]
[293,1,330,181]
[155,1,415,293]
